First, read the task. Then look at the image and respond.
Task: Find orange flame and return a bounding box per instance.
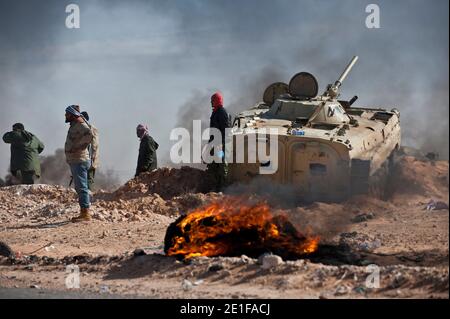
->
[164,198,319,259]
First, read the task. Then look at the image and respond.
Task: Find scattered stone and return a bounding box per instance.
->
[99,285,109,293]
[44,245,56,252]
[240,255,254,264]
[25,264,36,271]
[193,279,204,286]
[340,232,358,239]
[359,239,382,252]
[190,256,210,265]
[133,249,147,257]
[182,279,193,291]
[131,215,142,222]
[208,263,225,272]
[334,285,349,296]
[351,212,375,223]
[425,200,449,211]
[259,254,283,270]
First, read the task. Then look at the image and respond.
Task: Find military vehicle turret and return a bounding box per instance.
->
[228,56,401,201]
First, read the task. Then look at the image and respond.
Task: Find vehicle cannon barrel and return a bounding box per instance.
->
[326,55,358,98]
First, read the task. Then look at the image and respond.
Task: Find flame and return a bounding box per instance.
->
[164,198,319,259]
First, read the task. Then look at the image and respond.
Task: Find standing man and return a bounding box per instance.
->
[135,124,159,177]
[65,105,93,222]
[2,123,44,184]
[81,111,99,192]
[207,92,230,191]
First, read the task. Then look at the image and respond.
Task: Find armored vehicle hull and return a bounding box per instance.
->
[228,57,401,201]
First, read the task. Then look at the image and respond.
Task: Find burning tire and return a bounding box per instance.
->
[164,198,319,260]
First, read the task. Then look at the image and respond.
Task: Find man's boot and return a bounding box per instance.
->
[71,208,91,222]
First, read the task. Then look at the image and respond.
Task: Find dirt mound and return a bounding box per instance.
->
[113,166,213,200]
[390,156,449,201]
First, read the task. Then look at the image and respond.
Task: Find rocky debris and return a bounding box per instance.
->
[99,285,109,293]
[193,279,204,286]
[339,232,381,252]
[0,251,447,297]
[334,284,349,296]
[91,195,176,222]
[182,279,194,291]
[208,262,225,272]
[0,170,224,225]
[133,249,146,257]
[0,184,179,224]
[240,255,254,264]
[425,200,449,211]
[258,253,283,270]
[351,212,375,223]
[358,240,381,252]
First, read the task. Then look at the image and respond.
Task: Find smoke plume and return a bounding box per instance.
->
[0,0,448,180]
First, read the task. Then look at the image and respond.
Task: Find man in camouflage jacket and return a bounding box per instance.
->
[64,105,93,222]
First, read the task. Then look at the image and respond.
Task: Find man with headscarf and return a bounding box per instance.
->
[65,105,94,222]
[81,111,99,192]
[2,123,45,184]
[207,92,230,191]
[135,124,159,177]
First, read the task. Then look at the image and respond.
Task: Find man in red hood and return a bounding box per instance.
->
[208,92,230,191]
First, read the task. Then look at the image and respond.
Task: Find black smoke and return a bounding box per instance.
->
[0,0,448,180]
[1,148,120,191]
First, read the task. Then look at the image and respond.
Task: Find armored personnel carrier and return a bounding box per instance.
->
[228,56,401,201]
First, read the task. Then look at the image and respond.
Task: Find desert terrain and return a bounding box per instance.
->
[0,154,448,299]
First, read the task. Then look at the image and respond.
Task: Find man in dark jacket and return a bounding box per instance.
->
[135,124,159,177]
[207,92,230,191]
[2,123,45,184]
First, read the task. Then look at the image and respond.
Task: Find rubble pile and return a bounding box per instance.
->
[113,166,213,200]
[0,185,78,224]
[0,169,223,224]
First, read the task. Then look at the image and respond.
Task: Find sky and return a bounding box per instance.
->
[0,0,448,182]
